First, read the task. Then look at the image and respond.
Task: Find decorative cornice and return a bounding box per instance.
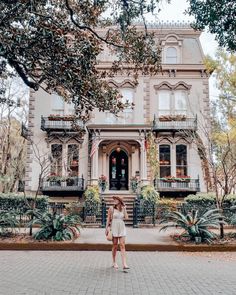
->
[108,79,136,88]
[154,81,192,91]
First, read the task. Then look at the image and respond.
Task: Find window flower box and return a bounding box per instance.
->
[159,115,187,122]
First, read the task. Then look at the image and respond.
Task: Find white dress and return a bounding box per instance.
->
[111,207,126,237]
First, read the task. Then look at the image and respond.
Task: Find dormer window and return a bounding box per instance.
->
[165,47,177,64]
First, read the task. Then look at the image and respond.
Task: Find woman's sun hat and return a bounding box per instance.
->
[112,195,125,206]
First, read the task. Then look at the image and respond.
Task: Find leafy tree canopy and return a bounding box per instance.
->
[187,0,236,51]
[0,0,163,120]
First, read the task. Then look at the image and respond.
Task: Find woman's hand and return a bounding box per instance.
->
[105,227,110,236]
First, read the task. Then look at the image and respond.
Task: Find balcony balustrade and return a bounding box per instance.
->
[154,178,200,192]
[40,176,84,192]
[41,115,84,132]
[152,114,197,131]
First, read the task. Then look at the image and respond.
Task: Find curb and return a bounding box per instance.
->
[1,243,236,251]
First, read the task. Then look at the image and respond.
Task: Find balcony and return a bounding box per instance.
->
[40,177,84,192]
[154,178,200,192]
[41,115,84,132]
[152,114,197,131]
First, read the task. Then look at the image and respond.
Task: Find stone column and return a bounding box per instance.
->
[62,143,67,176]
[91,140,99,185]
[131,145,136,177]
[102,146,107,176]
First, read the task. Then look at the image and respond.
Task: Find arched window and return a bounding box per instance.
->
[176,145,187,177]
[165,47,177,64]
[159,145,171,177]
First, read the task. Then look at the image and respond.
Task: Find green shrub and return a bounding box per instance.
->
[184,193,236,219]
[64,201,85,217]
[0,210,19,236]
[160,209,224,243]
[0,193,49,213]
[157,199,182,219]
[84,186,101,216]
[29,210,82,241]
[139,185,159,216]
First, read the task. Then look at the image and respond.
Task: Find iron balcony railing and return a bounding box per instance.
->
[41,177,84,192]
[152,116,197,131]
[41,116,84,131]
[154,178,200,192]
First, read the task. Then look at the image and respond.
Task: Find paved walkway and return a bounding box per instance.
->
[76,227,180,245]
[1,251,236,295]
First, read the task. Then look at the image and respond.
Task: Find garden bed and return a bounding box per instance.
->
[172,232,236,245]
[0,233,75,243]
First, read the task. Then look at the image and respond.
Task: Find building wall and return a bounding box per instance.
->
[25,23,210,196]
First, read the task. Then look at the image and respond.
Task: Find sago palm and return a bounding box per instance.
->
[160,209,224,243]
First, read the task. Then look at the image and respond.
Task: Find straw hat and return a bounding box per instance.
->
[112,195,125,206]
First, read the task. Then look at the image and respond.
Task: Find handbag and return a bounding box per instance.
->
[106,207,114,241]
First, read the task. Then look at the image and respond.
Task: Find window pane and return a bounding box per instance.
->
[51,144,62,176]
[52,94,64,114]
[175,91,187,112]
[166,47,177,64]
[176,145,187,176]
[158,91,171,115]
[120,88,133,105]
[67,144,79,176]
[160,166,171,177]
[159,145,171,165]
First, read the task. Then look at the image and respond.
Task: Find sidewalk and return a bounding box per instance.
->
[76,226,180,245]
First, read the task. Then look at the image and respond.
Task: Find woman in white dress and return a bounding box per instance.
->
[105,195,129,270]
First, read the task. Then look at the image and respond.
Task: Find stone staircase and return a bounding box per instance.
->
[102,192,137,226]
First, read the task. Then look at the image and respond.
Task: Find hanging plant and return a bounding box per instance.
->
[146,132,159,180]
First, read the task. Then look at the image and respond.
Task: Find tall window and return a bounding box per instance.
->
[120,88,134,111]
[51,144,62,176]
[52,94,64,115]
[67,144,79,176]
[176,145,187,177]
[159,145,171,177]
[174,91,187,115]
[158,91,171,116]
[165,47,177,64]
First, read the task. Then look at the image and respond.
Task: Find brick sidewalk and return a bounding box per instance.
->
[1,251,236,295]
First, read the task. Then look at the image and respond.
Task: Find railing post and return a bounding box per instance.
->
[133,197,138,228]
[101,198,106,228]
[152,203,156,227]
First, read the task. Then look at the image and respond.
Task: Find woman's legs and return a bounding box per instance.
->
[119,237,128,268]
[112,237,119,267]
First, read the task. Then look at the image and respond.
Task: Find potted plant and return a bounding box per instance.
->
[161,176,176,183]
[139,185,159,224]
[46,174,61,186]
[98,175,107,192]
[130,176,139,193]
[84,186,101,223]
[175,176,191,182]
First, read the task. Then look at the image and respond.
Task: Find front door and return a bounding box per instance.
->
[109,150,128,190]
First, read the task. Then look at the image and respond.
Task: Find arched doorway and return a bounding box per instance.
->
[109,150,128,190]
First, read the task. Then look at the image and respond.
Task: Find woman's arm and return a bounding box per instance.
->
[105,206,112,232]
[123,206,129,220]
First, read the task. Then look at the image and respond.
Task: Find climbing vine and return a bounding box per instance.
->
[146,132,159,180]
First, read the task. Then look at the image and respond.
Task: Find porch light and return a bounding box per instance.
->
[116,143,121,153]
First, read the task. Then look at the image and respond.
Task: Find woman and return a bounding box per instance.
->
[105,195,129,270]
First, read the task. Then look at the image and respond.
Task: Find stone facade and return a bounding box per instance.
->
[24,23,210,201]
